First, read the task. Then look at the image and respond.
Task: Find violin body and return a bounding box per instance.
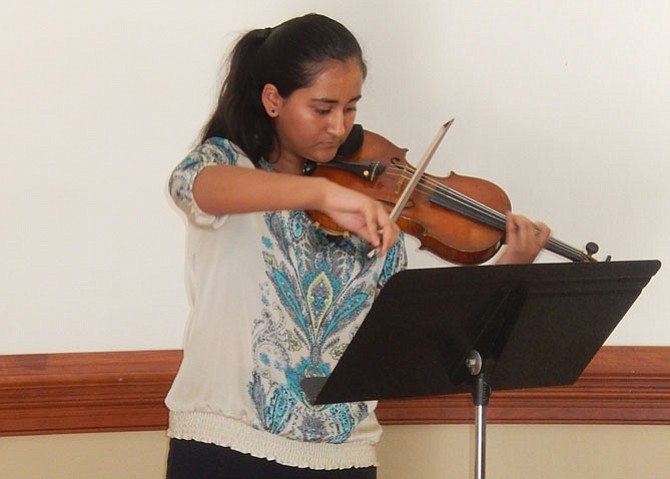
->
[305,127,600,264]
[305,130,512,264]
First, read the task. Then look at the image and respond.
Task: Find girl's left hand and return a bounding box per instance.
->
[496,212,551,265]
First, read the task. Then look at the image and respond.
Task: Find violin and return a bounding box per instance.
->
[303,124,603,265]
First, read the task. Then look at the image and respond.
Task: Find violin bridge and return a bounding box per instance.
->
[395,165,411,195]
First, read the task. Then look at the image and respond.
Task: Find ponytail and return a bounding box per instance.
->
[199,28,273,163]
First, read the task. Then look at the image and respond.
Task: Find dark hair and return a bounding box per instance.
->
[199,13,367,166]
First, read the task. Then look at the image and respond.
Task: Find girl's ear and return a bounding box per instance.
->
[261,84,282,118]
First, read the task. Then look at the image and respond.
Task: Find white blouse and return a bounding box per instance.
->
[166,138,407,469]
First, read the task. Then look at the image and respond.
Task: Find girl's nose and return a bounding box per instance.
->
[327,110,346,139]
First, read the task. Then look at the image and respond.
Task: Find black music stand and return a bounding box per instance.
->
[302,260,661,479]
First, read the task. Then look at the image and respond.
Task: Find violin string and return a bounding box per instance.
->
[383,165,507,228]
[402,167,588,261]
[396,167,588,260]
[383,164,589,262]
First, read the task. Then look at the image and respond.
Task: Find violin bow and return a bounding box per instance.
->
[368,119,454,258]
[389,119,454,222]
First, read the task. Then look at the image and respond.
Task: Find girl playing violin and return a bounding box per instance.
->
[166,12,550,479]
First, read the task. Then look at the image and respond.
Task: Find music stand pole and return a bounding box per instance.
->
[467,351,491,479]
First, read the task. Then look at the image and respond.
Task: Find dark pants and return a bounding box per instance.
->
[166,439,377,479]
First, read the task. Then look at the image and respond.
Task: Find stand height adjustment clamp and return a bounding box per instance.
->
[466,350,482,376]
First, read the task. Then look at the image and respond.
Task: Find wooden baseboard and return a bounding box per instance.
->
[1,346,669,436]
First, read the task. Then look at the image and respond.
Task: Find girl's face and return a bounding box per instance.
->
[270,58,363,171]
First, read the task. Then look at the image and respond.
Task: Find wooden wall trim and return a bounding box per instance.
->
[1,346,669,436]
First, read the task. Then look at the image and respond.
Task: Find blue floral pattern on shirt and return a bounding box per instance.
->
[249,206,405,443]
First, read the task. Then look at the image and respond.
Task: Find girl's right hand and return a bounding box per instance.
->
[318,181,400,256]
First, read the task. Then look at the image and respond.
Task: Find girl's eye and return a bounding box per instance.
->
[314,105,357,115]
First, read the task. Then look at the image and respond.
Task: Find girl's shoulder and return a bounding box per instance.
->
[188,137,249,167]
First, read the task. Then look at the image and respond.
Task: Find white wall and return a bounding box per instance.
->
[2,1,668,354]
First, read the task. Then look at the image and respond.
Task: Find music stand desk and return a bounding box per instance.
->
[302,260,661,479]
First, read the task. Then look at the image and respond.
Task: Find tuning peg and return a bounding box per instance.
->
[586,242,599,257]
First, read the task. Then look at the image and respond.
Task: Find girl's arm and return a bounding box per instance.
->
[193,164,399,255]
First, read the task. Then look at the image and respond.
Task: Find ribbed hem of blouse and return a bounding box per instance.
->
[167,411,378,470]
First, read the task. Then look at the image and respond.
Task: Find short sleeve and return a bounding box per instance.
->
[168,138,240,228]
